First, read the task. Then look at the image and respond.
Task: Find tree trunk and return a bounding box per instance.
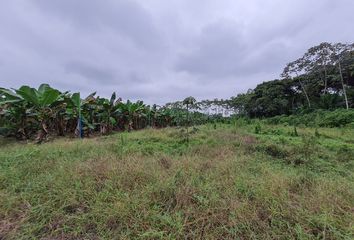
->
[36,121,48,143]
[338,61,349,109]
[128,119,133,132]
[186,103,189,143]
[20,114,28,139]
[298,79,311,108]
[294,73,311,108]
[57,114,65,136]
[323,65,328,94]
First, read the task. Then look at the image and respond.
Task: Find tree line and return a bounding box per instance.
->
[229,42,354,117]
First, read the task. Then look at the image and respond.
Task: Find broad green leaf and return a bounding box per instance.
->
[82,116,95,130]
[110,117,117,125]
[16,86,39,106]
[0,88,22,101]
[71,93,81,108]
[40,88,61,107]
[0,99,23,105]
[38,84,51,95]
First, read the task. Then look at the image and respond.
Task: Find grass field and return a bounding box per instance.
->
[0,122,353,239]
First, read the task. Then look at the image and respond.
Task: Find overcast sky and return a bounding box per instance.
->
[1,0,353,104]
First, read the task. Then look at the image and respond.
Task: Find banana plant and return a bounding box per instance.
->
[145,104,155,128]
[80,92,98,136]
[64,92,97,137]
[13,84,63,142]
[96,92,120,134]
[70,92,83,137]
[115,100,146,131]
[0,89,30,138]
[1,84,218,141]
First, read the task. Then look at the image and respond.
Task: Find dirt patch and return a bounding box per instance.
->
[241,135,257,145]
[76,158,112,181]
[159,156,172,170]
[0,202,30,239]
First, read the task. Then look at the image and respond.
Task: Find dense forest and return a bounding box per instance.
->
[1,42,353,142]
[229,42,354,117]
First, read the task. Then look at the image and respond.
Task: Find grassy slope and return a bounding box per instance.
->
[0,123,353,239]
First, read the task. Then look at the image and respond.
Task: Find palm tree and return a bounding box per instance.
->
[183,96,196,142]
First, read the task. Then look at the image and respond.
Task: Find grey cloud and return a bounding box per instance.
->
[174,7,316,79]
[175,20,246,78]
[1,0,354,104]
[33,0,164,50]
[65,61,116,83]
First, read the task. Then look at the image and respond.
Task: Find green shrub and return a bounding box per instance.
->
[318,109,354,127]
[292,126,298,137]
[265,109,354,128]
[254,122,262,134]
[336,145,354,163]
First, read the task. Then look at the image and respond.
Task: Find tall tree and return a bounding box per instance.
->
[331,43,353,109]
[281,60,311,108]
[304,42,334,94]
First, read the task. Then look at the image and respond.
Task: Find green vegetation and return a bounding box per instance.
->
[229,42,354,117]
[1,41,354,239]
[265,109,354,128]
[1,43,353,144]
[0,84,220,142]
[1,122,353,239]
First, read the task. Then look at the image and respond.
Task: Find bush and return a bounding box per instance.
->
[317,109,354,127]
[254,123,262,134]
[291,126,298,137]
[336,145,354,163]
[265,109,354,128]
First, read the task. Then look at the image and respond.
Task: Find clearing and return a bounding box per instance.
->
[0,123,353,239]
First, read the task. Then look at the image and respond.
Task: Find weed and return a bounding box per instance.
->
[300,135,318,162]
[254,122,262,134]
[291,126,299,137]
[336,145,354,163]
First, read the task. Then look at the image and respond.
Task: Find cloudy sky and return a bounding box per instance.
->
[1,0,353,104]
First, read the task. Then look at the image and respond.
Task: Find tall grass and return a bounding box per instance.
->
[0,124,353,239]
